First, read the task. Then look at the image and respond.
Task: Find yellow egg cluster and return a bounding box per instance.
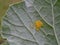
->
[34,20,43,31]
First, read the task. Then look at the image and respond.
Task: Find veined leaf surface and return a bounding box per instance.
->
[2,0,60,45]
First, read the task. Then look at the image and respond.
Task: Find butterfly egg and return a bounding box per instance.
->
[34,20,43,31]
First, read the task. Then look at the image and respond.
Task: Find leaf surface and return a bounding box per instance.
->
[2,0,60,45]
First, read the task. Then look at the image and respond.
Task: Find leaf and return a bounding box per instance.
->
[2,0,60,45]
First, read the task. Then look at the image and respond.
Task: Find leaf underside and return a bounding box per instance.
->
[2,0,60,45]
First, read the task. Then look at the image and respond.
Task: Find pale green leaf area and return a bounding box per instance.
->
[2,0,60,45]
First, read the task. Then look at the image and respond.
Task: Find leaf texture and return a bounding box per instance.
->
[2,0,60,45]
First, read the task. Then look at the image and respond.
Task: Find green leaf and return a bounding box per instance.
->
[2,0,60,45]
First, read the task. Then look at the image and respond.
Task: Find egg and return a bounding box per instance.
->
[34,20,43,31]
